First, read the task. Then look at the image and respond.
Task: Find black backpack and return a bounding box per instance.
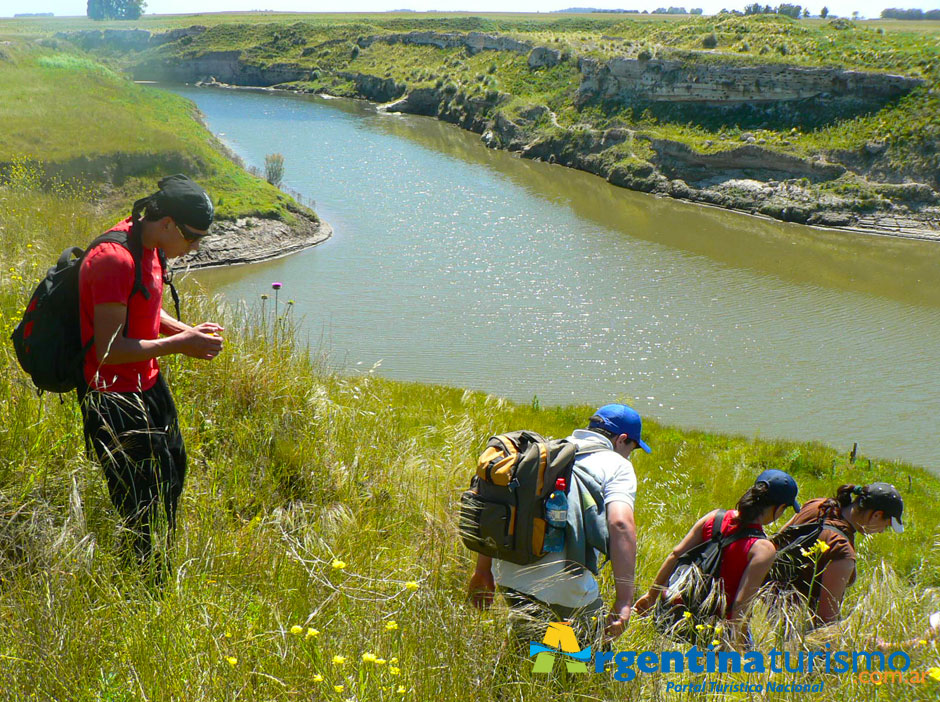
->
[655,510,766,635]
[766,520,848,586]
[458,431,577,565]
[11,228,179,394]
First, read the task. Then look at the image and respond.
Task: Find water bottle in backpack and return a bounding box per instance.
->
[542,478,568,553]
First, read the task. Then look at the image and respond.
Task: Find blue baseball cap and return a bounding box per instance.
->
[756,469,801,512]
[589,404,651,453]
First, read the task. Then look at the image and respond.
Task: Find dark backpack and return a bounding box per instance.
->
[766,520,848,586]
[11,228,179,394]
[655,510,766,635]
[458,431,577,566]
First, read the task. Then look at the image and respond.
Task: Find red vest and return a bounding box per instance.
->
[702,509,766,619]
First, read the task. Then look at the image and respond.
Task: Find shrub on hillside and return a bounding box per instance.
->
[264,153,285,188]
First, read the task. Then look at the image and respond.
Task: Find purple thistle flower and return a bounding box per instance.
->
[272,282,283,290]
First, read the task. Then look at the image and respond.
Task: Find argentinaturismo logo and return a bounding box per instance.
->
[528,622,592,673]
[526,621,930,692]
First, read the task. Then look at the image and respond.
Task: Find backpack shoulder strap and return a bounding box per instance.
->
[709,509,727,542]
[156,247,181,322]
[57,246,85,269]
[87,230,149,301]
[83,229,148,340]
[820,522,849,541]
[715,511,766,549]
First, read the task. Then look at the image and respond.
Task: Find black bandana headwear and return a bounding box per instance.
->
[131,174,214,231]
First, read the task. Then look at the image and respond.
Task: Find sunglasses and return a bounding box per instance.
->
[175,220,209,242]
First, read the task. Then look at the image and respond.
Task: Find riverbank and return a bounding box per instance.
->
[176,210,331,269]
[207,78,940,242]
[41,13,940,240]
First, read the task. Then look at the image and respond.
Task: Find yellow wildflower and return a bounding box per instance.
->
[313,674,324,682]
[927,668,940,682]
[390,657,399,664]
[918,639,928,646]
[695,624,706,631]
[385,621,399,631]
[390,666,401,676]
[334,685,344,693]
[332,655,347,666]
[397,685,407,694]
[816,540,830,553]
[225,656,237,667]
[332,560,347,570]
[404,581,419,590]
[714,625,723,635]
[682,611,693,620]
[290,625,304,636]
[711,640,720,647]
[306,627,320,639]
[376,658,387,666]
[362,652,378,663]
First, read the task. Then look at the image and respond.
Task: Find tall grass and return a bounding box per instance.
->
[1,162,939,700]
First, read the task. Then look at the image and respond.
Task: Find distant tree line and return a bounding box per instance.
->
[556,6,702,13]
[554,7,641,12]
[743,3,807,17]
[880,8,940,20]
[87,0,146,20]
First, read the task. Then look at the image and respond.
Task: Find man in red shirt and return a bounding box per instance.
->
[78,174,223,579]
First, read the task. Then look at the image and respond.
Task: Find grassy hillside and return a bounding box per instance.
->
[1,163,939,701]
[0,40,297,222]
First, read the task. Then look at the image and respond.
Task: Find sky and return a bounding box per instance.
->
[2,0,939,20]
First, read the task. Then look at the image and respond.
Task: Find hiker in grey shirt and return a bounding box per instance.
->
[468,404,649,645]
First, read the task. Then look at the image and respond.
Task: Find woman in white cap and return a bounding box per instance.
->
[769,482,904,626]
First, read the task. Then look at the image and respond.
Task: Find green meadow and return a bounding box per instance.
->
[0,41,300,222]
[0,16,939,702]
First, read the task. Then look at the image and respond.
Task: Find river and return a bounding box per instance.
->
[172,86,940,471]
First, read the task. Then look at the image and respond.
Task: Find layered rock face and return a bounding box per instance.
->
[357,31,532,55]
[577,56,924,106]
[56,26,207,51]
[136,51,313,86]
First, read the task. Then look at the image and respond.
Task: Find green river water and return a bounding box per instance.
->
[172,86,940,472]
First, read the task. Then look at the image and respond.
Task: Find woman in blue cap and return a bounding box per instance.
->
[635,469,801,630]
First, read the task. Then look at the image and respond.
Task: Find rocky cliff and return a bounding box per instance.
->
[356,31,532,55]
[55,26,207,51]
[577,55,924,106]
[136,50,313,86]
[57,27,938,239]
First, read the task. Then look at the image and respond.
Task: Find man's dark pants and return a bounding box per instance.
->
[78,372,186,568]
